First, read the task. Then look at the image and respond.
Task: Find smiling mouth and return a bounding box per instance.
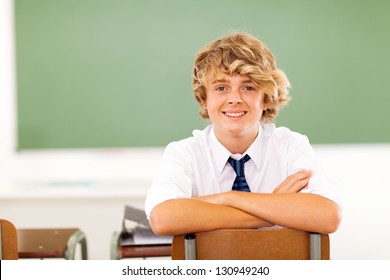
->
[223,111,247,118]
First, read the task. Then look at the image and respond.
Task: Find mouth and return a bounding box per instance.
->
[223,111,247,118]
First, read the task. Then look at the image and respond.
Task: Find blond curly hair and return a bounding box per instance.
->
[193,32,291,123]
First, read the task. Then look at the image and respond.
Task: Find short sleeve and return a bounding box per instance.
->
[144,141,195,219]
[286,133,344,209]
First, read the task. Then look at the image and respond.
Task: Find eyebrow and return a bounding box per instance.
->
[210,79,228,84]
[210,78,254,84]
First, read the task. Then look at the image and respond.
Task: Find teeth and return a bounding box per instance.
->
[225,112,245,117]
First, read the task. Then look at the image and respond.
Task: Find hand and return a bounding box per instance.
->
[273,169,313,194]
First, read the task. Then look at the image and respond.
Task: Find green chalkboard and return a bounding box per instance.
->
[15,0,390,149]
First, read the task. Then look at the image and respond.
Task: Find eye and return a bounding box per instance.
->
[243,86,255,91]
[216,86,227,91]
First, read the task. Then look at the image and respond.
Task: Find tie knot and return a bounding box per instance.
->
[228,154,251,176]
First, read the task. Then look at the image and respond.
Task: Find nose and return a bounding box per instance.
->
[227,89,243,104]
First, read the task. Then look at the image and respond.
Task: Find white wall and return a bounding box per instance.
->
[1,145,390,260]
[1,0,390,260]
[313,144,390,260]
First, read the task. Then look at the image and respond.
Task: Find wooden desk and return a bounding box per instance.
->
[111,231,171,259]
[18,228,88,260]
[119,244,171,259]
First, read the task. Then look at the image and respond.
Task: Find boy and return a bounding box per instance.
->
[145,32,342,236]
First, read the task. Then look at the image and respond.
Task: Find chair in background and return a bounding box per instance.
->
[18,228,88,260]
[111,231,171,260]
[172,228,330,260]
[0,219,18,260]
[111,206,171,260]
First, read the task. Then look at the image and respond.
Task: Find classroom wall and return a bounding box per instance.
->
[2,0,390,260]
[13,0,390,149]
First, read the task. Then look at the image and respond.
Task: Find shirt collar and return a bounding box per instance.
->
[208,124,263,173]
[209,127,232,173]
[245,126,263,171]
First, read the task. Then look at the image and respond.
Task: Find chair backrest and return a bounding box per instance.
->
[0,219,19,260]
[171,228,329,260]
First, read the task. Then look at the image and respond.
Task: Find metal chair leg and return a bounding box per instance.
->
[184,233,197,260]
[309,232,321,260]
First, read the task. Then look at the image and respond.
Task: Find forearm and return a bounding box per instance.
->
[221,192,341,234]
[149,198,272,236]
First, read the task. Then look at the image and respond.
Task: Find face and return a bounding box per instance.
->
[202,72,267,145]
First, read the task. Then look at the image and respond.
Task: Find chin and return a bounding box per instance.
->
[226,127,247,137]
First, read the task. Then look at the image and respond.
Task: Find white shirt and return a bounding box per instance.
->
[145,124,343,218]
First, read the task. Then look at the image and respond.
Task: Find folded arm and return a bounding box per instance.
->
[149,170,341,236]
[149,198,273,236]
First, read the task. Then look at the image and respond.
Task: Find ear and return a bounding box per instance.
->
[201,102,207,109]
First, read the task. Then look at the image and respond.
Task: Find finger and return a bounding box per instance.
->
[273,170,312,193]
[277,170,311,189]
[289,169,313,181]
[290,177,310,192]
[274,178,309,193]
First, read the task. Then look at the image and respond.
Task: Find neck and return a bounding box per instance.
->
[215,130,258,155]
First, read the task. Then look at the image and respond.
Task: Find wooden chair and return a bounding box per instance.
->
[171,228,330,260]
[0,219,18,260]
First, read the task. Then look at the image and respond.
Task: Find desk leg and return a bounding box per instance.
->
[65,230,88,260]
[110,231,120,260]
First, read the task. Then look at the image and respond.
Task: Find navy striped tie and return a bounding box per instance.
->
[228,154,251,192]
